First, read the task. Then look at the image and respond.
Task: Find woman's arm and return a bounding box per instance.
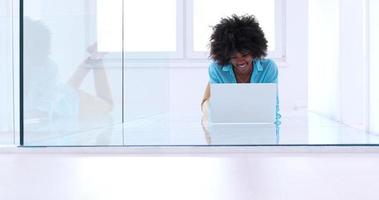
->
[201,83,210,115]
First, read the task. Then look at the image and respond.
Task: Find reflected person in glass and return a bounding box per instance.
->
[201,14,280,122]
[24,18,113,123]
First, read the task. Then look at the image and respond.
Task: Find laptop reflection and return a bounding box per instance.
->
[202,119,279,145]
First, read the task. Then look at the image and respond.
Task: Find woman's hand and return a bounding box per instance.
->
[84,43,108,67]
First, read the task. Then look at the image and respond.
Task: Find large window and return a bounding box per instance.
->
[191,0,277,54]
[97,0,285,60]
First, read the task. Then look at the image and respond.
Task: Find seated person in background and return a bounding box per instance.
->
[201,14,280,121]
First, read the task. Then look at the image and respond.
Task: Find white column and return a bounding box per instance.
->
[308,0,340,119]
[283,0,309,111]
[338,0,367,129]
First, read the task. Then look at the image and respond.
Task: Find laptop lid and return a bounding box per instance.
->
[209,83,276,124]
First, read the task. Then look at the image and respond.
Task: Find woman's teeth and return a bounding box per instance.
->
[238,64,247,68]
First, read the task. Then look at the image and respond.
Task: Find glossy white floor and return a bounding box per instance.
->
[2,109,379,200]
[22,109,379,146]
[1,152,379,200]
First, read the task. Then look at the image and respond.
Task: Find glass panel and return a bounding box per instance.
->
[369,0,379,133]
[23,0,123,145]
[20,0,379,147]
[193,0,276,52]
[0,0,14,145]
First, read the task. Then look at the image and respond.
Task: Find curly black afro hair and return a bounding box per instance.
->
[210,14,268,66]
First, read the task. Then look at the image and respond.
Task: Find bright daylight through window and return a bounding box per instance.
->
[97,0,282,59]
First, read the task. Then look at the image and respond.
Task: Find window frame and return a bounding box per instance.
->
[104,0,286,64]
[121,0,184,59]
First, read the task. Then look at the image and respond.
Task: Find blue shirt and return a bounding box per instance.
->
[208,58,281,123]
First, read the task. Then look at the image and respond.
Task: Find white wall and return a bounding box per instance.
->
[309,0,373,130]
[124,67,169,120]
[280,0,309,111]
[168,67,208,114]
[308,0,340,118]
[339,0,367,129]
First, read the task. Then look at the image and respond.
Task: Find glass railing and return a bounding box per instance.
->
[13,0,379,146]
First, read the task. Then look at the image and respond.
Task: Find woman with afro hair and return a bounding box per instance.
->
[201,14,280,121]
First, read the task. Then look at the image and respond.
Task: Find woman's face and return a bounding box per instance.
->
[230,51,254,74]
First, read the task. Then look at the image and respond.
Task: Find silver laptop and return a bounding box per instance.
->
[209,83,277,124]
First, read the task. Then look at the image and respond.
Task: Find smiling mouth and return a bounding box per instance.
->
[237,63,247,68]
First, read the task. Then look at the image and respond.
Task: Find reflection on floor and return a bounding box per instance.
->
[24,110,379,146]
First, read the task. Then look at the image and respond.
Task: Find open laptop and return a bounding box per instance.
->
[209,83,277,124]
